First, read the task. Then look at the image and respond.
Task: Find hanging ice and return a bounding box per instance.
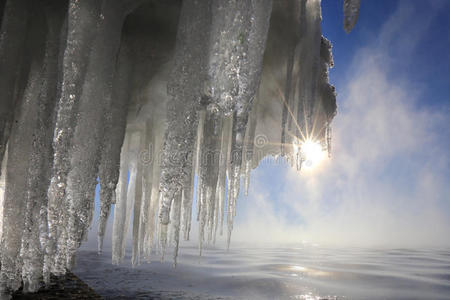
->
[0,0,359,296]
[344,0,361,33]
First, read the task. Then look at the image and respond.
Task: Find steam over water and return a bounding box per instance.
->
[73,245,450,299]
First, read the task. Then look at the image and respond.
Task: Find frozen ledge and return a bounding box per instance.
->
[12,272,102,300]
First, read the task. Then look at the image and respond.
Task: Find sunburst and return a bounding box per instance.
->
[269,73,328,170]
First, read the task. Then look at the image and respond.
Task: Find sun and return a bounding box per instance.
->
[300,139,326,170]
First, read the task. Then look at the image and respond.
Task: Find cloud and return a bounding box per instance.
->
[233,2,450,247]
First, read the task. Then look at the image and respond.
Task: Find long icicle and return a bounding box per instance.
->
[226,0,273,249]
[97,39,133,254]
[0,0,31,176]
[111,134,129,265]
[47,0,103,276]
[131,131,145,267]
[64,0,126,269]
[137,120,154,263]
[21,1,67,291]
[0,14,47,292]
[158,0,211,252]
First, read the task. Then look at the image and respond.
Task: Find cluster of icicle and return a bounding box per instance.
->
[0,0,359,297]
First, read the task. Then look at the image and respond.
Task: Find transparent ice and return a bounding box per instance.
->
[0,0,358,296]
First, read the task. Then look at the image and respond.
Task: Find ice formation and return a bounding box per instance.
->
[0,0,359,296]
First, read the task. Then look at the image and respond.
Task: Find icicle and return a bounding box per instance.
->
[181,161,195,241]
[111,134,129,264]
[63,0,127,269]
[131,132,145,267]
[207,0,251,115]
[198,107,222,252]
[295,0,322,140]
[0,0,31,176]
[181,120,197,241]
[46,0,103,275]
[0,145,6,242]
[0,30,47,294]
[212,187,220,245]
[195,111,206,222]
[143,131,164,262]
[137,121,154,262]
[112,133,136,265]
[21,2,67,292]
[181,184,193,241]
[158,0,211,233]
[0,2,60,293]
[159,223,168,262]
[122,147,138,260]
[243,100,258,196]
[219,117,232,236]
[343,0,361,33]
[226,0,273,249]
[326,122,332,157]
[205,1,272,234]
[280,0,300,155]
[171,190,182,266]
[98,40,133,254]
[289,0,307,136]
[212,116,232,242]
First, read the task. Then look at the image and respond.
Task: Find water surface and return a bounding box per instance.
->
[73,245,450,299]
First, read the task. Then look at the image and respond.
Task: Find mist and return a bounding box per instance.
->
[78,1,450,252]
[232,1,450,248]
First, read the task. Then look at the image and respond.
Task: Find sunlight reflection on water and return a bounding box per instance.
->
[74,245,450,300]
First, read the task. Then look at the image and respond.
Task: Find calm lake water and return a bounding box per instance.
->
[73,245,450,299]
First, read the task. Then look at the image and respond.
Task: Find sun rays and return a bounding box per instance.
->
[263,72,328,170]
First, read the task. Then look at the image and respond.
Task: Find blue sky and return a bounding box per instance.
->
[322,0,450,109]
[232,0,450,247]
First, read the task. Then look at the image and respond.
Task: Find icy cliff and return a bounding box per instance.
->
[0,0,359,296]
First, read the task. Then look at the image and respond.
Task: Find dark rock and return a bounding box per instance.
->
[12,272,103,300]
